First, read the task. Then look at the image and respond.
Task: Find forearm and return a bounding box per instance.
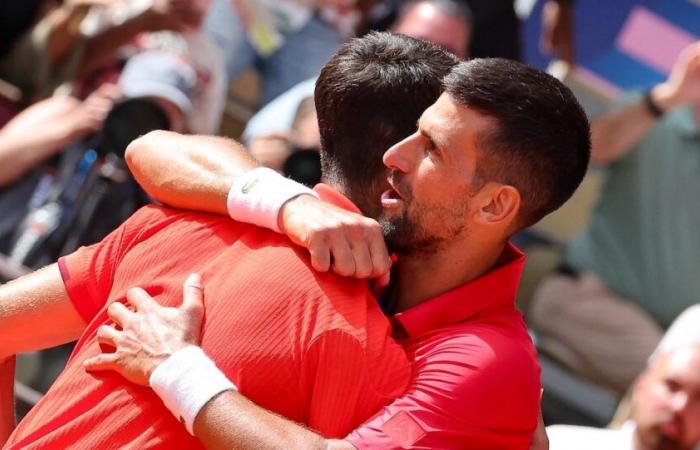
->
[126,131,260,215]
[0,126,74,187]
[590,83,677,164]
[193,391,352,450]
[0,264,85,360]
[0,357,16,447]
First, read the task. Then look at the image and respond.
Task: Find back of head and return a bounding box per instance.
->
[443,58,591,229]
[315,31,459,217]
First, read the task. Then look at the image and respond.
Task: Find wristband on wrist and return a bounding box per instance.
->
[643,89,664,118]
[227,167,319,232]
[150,346,236,435]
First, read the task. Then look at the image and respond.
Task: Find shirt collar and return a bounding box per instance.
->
[392,242,525,337]
[313,183,362,214]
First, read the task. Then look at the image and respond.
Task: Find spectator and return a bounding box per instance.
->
[0,84,120,187]
[202,0,374,106]
[547,305,700,450]
[368,0,575,63]
[242,0,473,169]
[0,0,206,103]
[530,41,700,394]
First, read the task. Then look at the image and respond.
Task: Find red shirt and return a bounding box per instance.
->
[6,186,410,450]
[346,243,541,449]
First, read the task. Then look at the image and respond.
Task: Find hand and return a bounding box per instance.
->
[652,41,700,110]
[64,83,121,140]
[540,0,575,66]
[280,195,391,285]
[84,274,205,386]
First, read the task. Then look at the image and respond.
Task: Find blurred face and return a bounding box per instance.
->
[379,93,491,254]
[393,2,471,59]
[633,346,700,450]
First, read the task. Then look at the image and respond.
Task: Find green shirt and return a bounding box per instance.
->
[566,101,700,327]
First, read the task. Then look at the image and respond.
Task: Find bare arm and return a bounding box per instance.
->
[0,85,118,187]
[192,391,352,450]
[0,264,86,360]
[591,42,700,165]
[125,131,260,215]
[0,264,86,446]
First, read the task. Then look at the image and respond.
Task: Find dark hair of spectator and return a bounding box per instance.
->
[315,31,459,213]
[443,58,591,229]
[398,0,473,26]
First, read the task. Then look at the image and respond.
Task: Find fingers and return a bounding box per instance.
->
[83,353,120,372]
[107,301,134,327]
[181,273,204,316]
[95,324,120,348]
[329,233,356,277]
[366,222,391,279]
[125,287,158,313]
[309,240,332,273]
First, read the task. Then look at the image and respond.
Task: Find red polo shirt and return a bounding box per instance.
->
[6,185,410,450]
[346,243,541,449]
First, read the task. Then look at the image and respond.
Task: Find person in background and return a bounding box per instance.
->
[0,0,206,103]
[0,84,120,187]
[547,305,700,450]
[242,0,473,171]
[530,41,700,395]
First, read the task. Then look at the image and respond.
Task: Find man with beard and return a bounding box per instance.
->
[77,37,590,449]
[548,305,700,450]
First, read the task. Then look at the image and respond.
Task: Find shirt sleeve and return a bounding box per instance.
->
[345,332,541,450]
[303,329,368,438]
[57,206,165,324]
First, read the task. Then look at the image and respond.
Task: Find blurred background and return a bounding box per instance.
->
[1,0,699,444]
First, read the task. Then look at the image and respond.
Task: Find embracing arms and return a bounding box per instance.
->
[0,264,86,446]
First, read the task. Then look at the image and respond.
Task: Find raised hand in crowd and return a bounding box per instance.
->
[0,83,120,186]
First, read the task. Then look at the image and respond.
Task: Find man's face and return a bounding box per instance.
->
[378,93,491,254]
[392,2,470,59]
[633,346,700,450]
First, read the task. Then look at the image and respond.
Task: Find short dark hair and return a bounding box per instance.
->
[315,31,459,214]
[443,58,591,228]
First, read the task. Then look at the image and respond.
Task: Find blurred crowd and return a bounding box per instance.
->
[0,0,698,448]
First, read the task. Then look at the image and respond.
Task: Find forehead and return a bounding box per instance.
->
[660,346,700,384]
[419,93,493,144]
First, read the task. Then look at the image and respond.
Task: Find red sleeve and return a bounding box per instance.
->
[57,206,166,324]
[345,332,541,450]
[303,330,367,438]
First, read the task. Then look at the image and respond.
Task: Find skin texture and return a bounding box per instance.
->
[392,1,471,59]
[590,41,700,166]
[632,346,700,450]
[381,93,520,311]
[0,264,85,447]
[0,84,120,187]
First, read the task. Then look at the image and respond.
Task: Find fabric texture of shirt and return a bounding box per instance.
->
[347,243,541,449]
[566,100,700,327]
[6,184,410,450]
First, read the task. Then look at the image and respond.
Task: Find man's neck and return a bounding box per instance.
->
[392,236,505,312]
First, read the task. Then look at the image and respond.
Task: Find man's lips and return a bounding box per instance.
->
[381,188,402,208]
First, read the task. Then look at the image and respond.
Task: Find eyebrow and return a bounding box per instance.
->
[418,119,448,150]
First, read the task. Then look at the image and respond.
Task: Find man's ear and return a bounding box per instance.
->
[472,183,520,226]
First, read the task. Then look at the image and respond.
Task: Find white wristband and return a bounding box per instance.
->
[150,346,236,435]
[227,167,318,232]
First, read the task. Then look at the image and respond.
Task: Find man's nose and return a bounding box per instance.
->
[383,134,418,173]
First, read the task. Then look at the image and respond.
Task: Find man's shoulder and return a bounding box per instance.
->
[412,315,540,397]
